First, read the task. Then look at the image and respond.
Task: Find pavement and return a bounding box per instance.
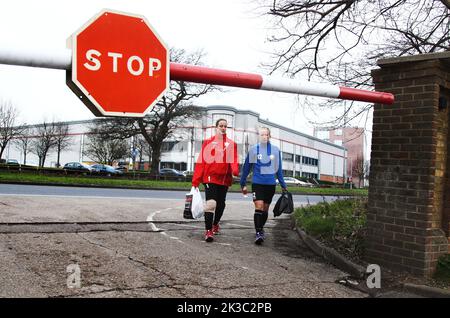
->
[0,184,414,298]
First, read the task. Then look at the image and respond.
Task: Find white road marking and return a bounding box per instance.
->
[218,243,232,246]
[147,207,172,231]
[227,223,252,228]
[146,208,188,245]
[0,193,184,201]
[175,223,203,229]
[160,228,186,244]
[146,207,172,222]
[240,220,257,224]
[148,223,158,232]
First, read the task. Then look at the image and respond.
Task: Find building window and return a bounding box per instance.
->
[316,130,330,140]
[295,155,301,163]
[335,129,342,136]
[161,141,177,152]
[282,170,294,177]
[302,156,318,166]
[302,172,318,179]
[282,152,294,162]
[334,140,343,146]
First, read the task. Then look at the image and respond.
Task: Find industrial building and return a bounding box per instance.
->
[4,105,348,183]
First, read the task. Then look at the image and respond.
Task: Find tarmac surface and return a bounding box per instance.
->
[0,184,403,298]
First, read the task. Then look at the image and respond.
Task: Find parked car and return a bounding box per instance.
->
[181,170,194,176]
[299,180,315,188]
[115,166,128,173]
[63,162,93,173]
[6,159,20,166]
[159,168,185,177]
[116,162,129,172]
[277,177,315,187]
[91,164,123,176]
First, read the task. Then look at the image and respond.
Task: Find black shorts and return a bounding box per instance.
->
[204,183,228,203]
[252,183,276,204]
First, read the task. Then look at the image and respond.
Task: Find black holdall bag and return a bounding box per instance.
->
[273,190,294,217]
[183,193,194,219]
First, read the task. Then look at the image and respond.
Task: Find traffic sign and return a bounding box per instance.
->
[66,9,169,117]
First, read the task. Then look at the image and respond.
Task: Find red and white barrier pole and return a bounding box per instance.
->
[170,63,394,105]
[0,47,71,70]
[0,48,394,105]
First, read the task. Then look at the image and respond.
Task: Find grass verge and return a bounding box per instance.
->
[0,171,368,196]
[0,172,192,190]
[294,198,368,262]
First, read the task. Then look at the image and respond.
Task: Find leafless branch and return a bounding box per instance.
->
[260,0,449,129]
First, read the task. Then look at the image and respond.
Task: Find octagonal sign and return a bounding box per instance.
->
[66,9,169,117]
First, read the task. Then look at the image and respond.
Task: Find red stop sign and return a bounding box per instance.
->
[66,9,169,117]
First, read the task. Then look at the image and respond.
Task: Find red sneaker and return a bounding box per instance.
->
[204,230,214,242]
[212,224,220,235]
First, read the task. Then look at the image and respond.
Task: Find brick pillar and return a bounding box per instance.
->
[367,52,450,277]
[442,87,450,248]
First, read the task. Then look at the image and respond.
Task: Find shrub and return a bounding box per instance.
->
[434,254,450,284]
[294,198,367,258]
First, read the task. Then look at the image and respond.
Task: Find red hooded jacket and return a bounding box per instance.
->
[192,134,239,187]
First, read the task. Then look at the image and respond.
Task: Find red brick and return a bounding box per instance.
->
[394,233,416,242]
[393,80,415,88]
[392,109,412,116]
[384,238,404,248]
[392,247,414,258]
[403,258,427,268]
[386,224,406,233]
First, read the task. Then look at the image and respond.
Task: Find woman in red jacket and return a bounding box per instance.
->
[192,118,239,242]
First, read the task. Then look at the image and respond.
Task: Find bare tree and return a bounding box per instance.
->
[83,122,128,165]
[97,48,218,174]
[260,0,450,128]
[134,135,150,170]
[353,156,370,188]
[0,100,24,159]
[30,121,58,168]
[54,123,72,168]
[14,127,31,165]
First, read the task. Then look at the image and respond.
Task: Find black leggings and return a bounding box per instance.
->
[204,183,228,227]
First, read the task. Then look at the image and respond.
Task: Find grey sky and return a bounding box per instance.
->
[0,0,355,136]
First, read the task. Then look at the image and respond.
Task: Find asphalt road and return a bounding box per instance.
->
[0,183,343,205]
[0,183,368,298]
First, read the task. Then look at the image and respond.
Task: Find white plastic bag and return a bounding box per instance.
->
[190,186,204,219]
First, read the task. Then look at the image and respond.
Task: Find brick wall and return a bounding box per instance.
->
[442,87,450,250]
[367,52,450,277]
